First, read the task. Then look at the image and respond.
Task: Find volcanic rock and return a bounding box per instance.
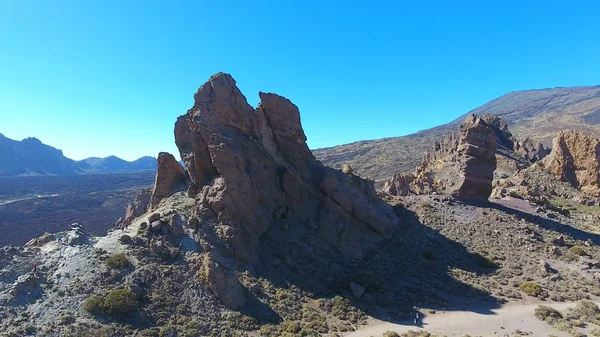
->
[123,188,151,226]
[383,172,415,196]
[150,152,188,208]
[175,73,399,261]
[544,130,600,197]
[515,138,550,162]
[386,114,497,199]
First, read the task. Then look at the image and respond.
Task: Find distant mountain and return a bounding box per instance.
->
[0,134,158,176]
[314,85,600,181]
[78,155,157,172]
[0,134,81,176]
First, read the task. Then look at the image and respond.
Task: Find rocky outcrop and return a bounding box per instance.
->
[544,130,600,197]
[515,138,550,162]
[171,73,400,308]
[116,188,152,227]
[383,172,415,196]
[150,152,188,208]
[385,114,497,199]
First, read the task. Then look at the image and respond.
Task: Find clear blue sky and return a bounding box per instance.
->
[1,1,599,161]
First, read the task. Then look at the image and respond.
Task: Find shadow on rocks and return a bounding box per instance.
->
[247,204,501,326]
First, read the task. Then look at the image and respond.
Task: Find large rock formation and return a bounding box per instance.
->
[172,73,400,308]
[544,130,600,197]
[384,114,497,199]
[150,152,188,208]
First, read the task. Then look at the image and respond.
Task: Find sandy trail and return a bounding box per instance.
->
[346,302,586,337]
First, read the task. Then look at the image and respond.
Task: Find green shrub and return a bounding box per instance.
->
[571,299,600,322]
[519,282,542,297]
[103,288,137,315]
[84,295,105,315]
[569,246,587,256]
[280,321,301,334]
[476,251,497,268]
[105,253,130,269]
[535,305,562,320]
[85,289,137,316]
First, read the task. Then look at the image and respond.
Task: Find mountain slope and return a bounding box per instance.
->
[78,155,157,172]
[0,134,158,176]
[0,134,81,176]
[314,85,600,181]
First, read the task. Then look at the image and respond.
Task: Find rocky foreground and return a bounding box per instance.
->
[2,74,600,337]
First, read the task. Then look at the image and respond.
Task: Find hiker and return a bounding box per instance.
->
[33,263,37,273]
[414,312,419,326]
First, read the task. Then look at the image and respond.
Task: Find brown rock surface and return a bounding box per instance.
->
[150,152,188,208]
[170,73,399,308]
[118,188,152,227]
[383,172,415,196]
[514,138,550,162]
[385,114,497,199]
[544,130,600,197]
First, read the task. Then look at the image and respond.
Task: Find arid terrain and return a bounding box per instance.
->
[315,85,600,181]
[0,173,154,246]
[1,74,600,337]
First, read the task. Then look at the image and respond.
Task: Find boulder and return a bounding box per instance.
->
[119,235,133,245]
[149,213,161,223]
[342,164,354,175]
[383,172,415,196]
[150,153,188,208]
[544,130,600,197]
[349,282,365,299]
[202,256,246,310]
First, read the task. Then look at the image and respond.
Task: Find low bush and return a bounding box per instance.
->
[519,282,542,297]
[84,288,137,316]
[569,246,587,257]
[383,331,400,337]
[535,305,562,320]
[105,253,130,269]
[570,300,600,322]
[84,295,105,315]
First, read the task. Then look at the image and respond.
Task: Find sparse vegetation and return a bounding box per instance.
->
[519,282,542,297]
[105,253,130,269]
[535,305,562,320]
[569,245,587,257]
[85,289,137,316]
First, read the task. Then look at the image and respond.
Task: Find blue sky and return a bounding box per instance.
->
[1,1,599,161]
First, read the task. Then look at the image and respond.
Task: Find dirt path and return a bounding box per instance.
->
[346,302,585,337]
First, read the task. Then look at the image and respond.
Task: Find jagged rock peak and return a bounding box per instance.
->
[385,114,497,199]
[544,130,600,197]
[173,73,400,309]
[150,152,188,208]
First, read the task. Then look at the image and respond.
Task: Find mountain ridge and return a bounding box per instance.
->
[0,134,159,176]
[314,84,600,181]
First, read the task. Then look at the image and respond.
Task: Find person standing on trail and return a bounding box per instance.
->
[414,312,419,326]
[33,264,37,273]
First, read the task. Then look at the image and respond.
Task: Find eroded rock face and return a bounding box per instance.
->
[172,73,400,308]
[383,172,415,196]
[385,114,497,199]
[150,152,188,208]
[117,188,152,227]
[544,130,600,197]
[515,138,550,162]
